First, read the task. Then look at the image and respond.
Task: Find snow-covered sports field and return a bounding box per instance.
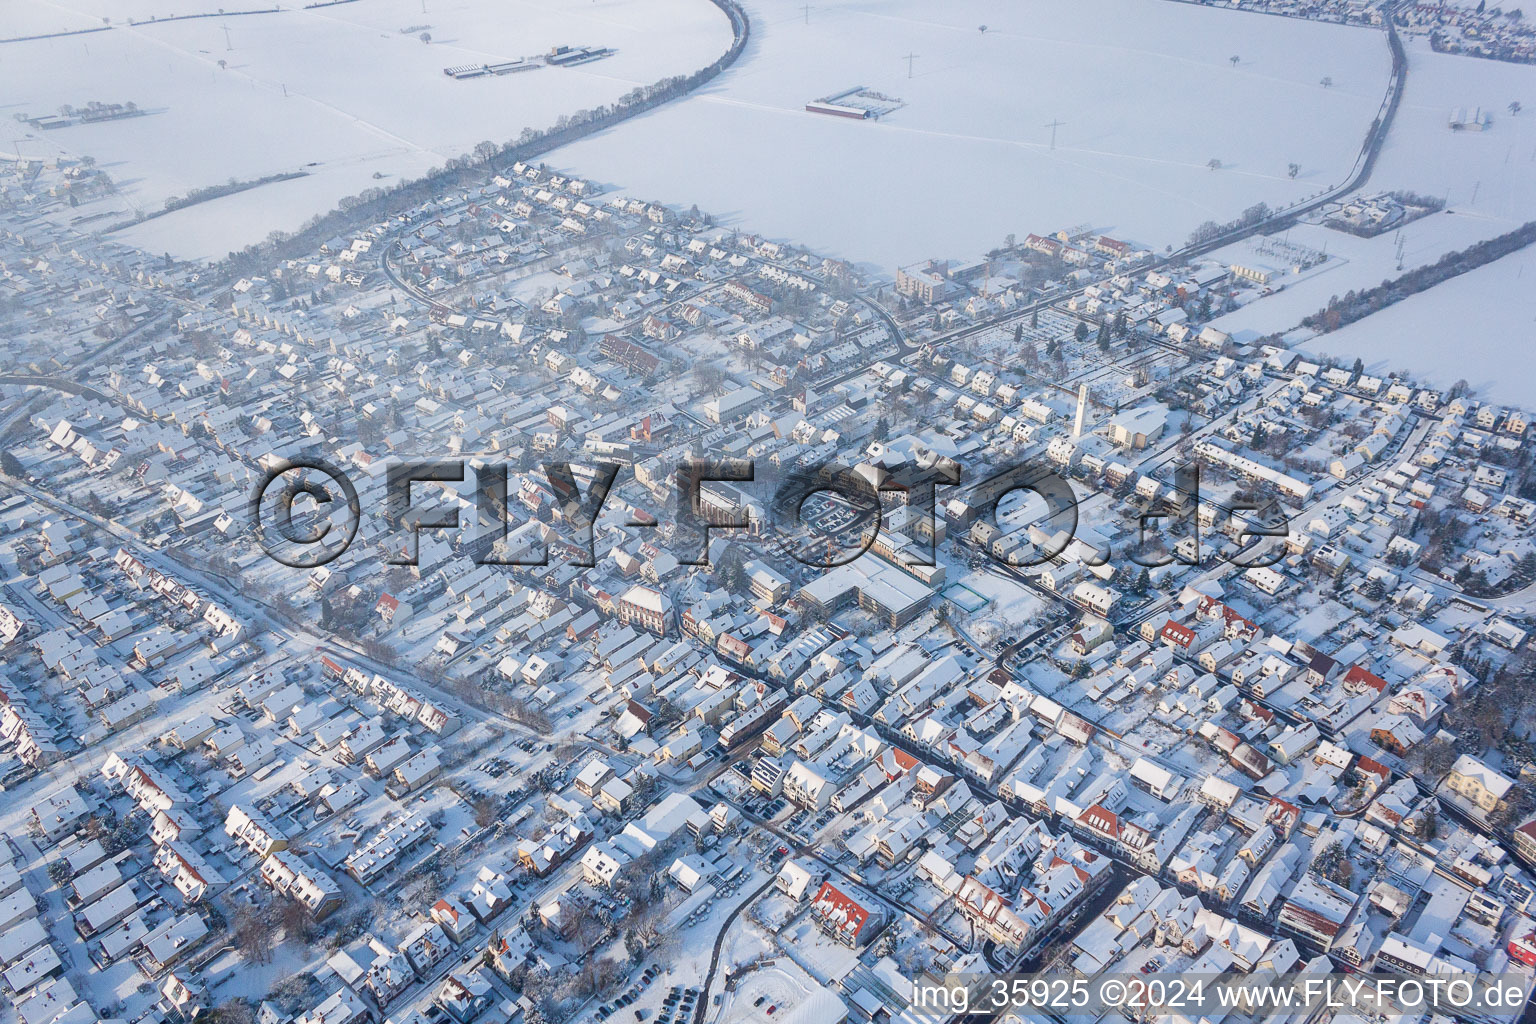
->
[0,0,734,259]
[546,0,1392,269]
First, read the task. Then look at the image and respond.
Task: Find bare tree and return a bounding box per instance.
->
[278,897,317,944]
[214,999,257,1024]
[233,906,276,964]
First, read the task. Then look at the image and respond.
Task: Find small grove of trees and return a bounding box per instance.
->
[233,905,276,964]
[713,542,749,594]
[1187,202,1271,247]
[265,973,324,1017]
[1492,784,1536,830]
[209,999,257,1024]
[1314,841,1354,888]
[691,362,727,391]
[473,682,554,733]
[277,897,318,944]
[1404,735,1459,779]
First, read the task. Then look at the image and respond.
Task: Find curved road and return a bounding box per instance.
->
[697,872,782,1022]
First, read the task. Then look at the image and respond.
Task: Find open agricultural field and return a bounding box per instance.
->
[546,0,1393,270]
[1301,247,1536,405]
[0,0,735,259]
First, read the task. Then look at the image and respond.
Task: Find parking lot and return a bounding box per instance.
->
[593,963,667,1023]
[721,963,813,1024]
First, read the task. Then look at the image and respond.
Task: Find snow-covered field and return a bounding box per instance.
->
[1203,210,1516,340]
[0,0,734,258]
[0,0,1431,274]
[8,0,1535,400]
[1206,38,1536,400]
[545,0,1391,270]
[1299,248,1536,405]
[1372,39,1536,234]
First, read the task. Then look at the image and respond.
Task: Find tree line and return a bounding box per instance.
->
[1302,219,1536,333]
